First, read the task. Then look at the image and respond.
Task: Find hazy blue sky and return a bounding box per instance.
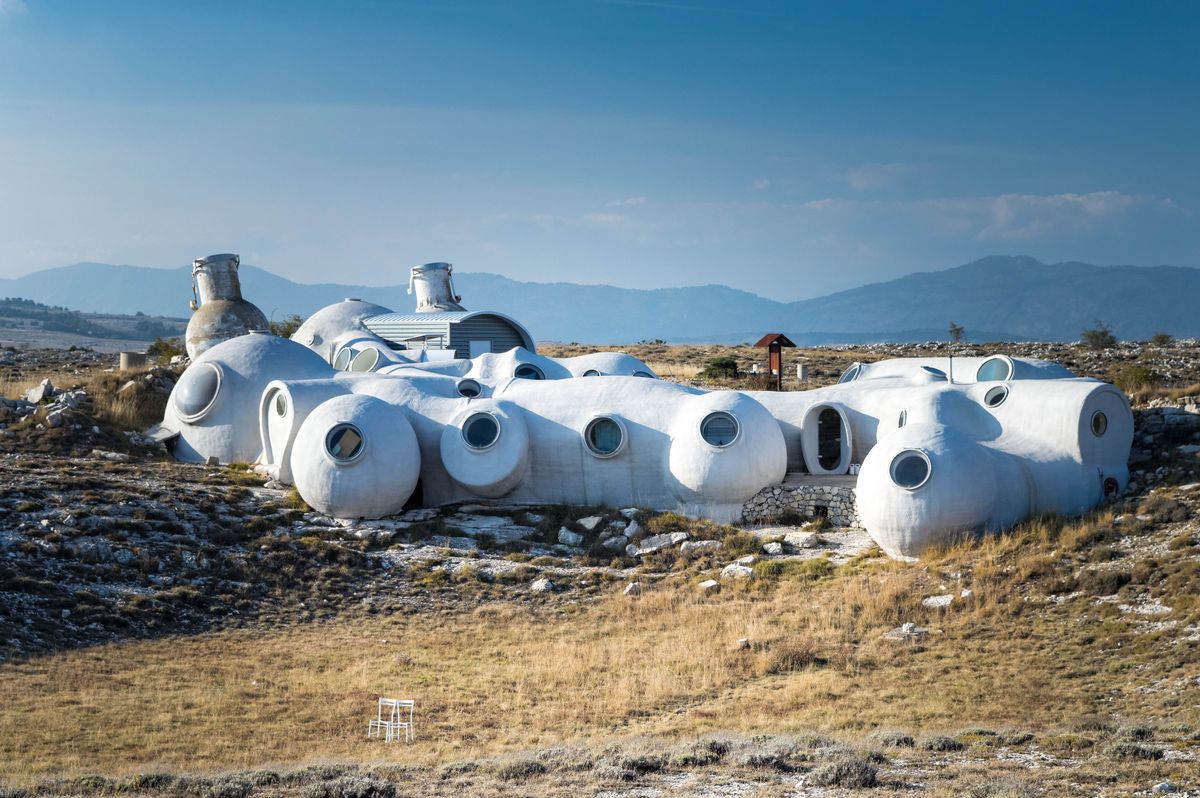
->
[0,0,1196,298]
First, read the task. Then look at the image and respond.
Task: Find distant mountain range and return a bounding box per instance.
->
[1,256,1196,344]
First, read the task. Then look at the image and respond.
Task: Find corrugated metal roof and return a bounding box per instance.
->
[365,311,473,323]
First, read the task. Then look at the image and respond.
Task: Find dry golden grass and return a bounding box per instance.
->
[643,360,701,380]
[2,509,1195,782]
[0,367,169,431]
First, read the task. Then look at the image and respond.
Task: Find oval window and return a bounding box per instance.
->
[898,409,907,428]
[984,385,1009,407]
[584,416,625,457]
[1091,411,1108,437]
[462,412,500,449]
[456,378,482,398]
[274,391,288,417]
[838,364,861,384]
[921,365,947,380]
[976,356,1013,382]
[514,363,544,380]
[700,411,739,447]
[325,423,365,462]
[583,369,602,377]
[350,348,380,373]
[633,371,655,378]
[174,363,221,420]
[332,347,353,371]
[890,449,932,490]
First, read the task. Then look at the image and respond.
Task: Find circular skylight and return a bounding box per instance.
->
[584,416,625,457]
[173,363,221,421]
[984,385,1009,407]
[976,355,1014,382]
[325,423,366,462]
[699,411,739,447]
[463,412,500,449]
[890,449,932,490]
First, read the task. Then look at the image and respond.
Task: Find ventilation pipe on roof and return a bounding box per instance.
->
[408,262,466,313]
[185,253,270,359]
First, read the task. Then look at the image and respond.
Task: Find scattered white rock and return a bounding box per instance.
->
[629,532,688,556]
[922,594,954,609]
[721,563,754,580]
[883,622,930,642]
[24,378,54,404]
[735,638,750,650]
[736,555,756,565]
[762,541,783,555]
[620,508,639,519]
[960,588,973,599]
[530,577,555,593]
[577,515,604,532]
[698,579,721,595]
[623,582,642,596]
[557,527,584,547]
[600,535,628,551]
[680,539,720,555]
[625,518,641,538]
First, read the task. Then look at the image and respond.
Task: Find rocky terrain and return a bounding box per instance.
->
[0,340,1198,795]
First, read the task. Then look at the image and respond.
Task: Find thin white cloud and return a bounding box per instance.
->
[605,196,647,207]
[796,190,1174,241]
[843,162,916,191]
[0,0,27,14]
[583,212,628,225]
[752,178,770,190]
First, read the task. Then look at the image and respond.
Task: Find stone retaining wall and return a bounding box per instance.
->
[742,482,860,528]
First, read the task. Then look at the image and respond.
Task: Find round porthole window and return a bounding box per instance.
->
[898,409,907,428]
[173,363,221,421]
[976,355,1014,382]
[349,348,380,373]
[332,347,353,371]
[984,385,1009,407]
[890,449,932,490]
[700,411,739,447]
[462,412,500,449]
[584,416,625,457]
[274,391,288,417]
[1091,411,1108,437]
[324,423,365,463]
[456,378,482,398]
[514,363,544,380]
[838,363,861,384]
[583,369,602,377]
[633,371,655,378]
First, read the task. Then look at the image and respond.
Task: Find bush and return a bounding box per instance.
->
[269,314,305,338]
[919,735,965,752]
[1103,742,1163,760]
[807,756,878,788]
[1114,363,1161,393]
[492,757,548,781]
[698,355,738,379]
[301,777,396,798]
[1151,332,1174,346]
[147,336,186,364]
[869,729,915,748]
[1081,321,1117,350]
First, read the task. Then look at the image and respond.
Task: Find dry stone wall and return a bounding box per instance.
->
[742,482,860,528]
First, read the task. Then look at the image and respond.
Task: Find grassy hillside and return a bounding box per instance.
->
[0,341,1197,795]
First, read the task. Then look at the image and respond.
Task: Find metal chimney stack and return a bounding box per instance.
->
[408,262,465,313]
[185,253,270,359]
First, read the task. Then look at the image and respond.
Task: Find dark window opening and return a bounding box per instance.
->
[817,408,843,471]
[812,504,829,519]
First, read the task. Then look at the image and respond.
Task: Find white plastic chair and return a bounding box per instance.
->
[367,697,414,743]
